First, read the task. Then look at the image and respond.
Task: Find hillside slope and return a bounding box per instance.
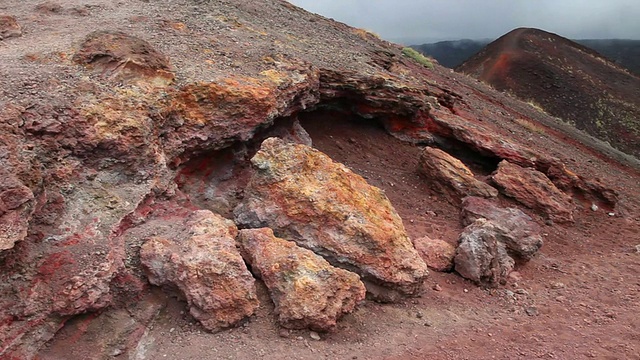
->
[457,28,640,158]
[1,2,639,360]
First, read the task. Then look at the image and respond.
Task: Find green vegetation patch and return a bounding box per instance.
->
[402,47,434,69]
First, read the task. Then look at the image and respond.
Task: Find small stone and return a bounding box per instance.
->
[525,307,539,316]
[278,328,290,338]
[608,212,615,217]
[590,204,598,211]
[550,281,565,289]
[555,296,567,303]
[432,284,442,291]
[635,245,640,253]
[463,288,469,293]
[111,348,123,357]
[169,327,175,333]
[416,312,423,319]
[424,321,433,327]
[309,331,321,341]
[515,289,529,295]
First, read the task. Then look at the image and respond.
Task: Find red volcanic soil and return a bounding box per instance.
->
[457,28,640,158]
[41,110,640,360]
[1,1,639,359]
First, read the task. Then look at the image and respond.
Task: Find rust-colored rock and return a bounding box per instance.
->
[238,228,366,331]
[492,161,574,223]
[73,30,174,86]
[140,210,259,332]
[234,137,428,299]
[419,147,498,199]
[454,219,515,286]
[412,236,456,272]
[0,15,21,40]
[461,196,543,260]
[0,171,34,251]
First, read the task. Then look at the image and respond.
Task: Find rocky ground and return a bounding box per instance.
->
[1,1,639,359]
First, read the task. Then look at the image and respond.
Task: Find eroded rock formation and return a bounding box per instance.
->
[419,146,498,199]
[235,137,428,299]
[140,210,259,332]
[454,219,516,286]
[492,161,575,223]
[238,228,366,331]
[461,196,543,260]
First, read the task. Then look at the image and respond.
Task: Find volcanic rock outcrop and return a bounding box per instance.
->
[492,161,575,223]
[461,196,543,260]
[238,228,366,331]
[140,210,259,332]
[454,219,516,286]
[0,0,633,358]
[419,146,498,199]
[235,137,429,299]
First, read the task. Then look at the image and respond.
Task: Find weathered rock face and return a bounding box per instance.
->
[454,219,515,286]
[0,171,34,251]
[0,15,21,40]
[140,210,259,332]
[419,147,498,199]
[73,30,175,86]
[461,196,543,260]
[234,137,428,298]
[492,161,575,223]
[412,236,456,272]
[237,228,366,331]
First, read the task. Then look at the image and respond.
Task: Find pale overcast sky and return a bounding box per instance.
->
[288,0,640,44]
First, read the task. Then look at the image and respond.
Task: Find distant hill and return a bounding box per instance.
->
[412,38,640,76]
[456,28,640,158]
[575,39,640,76]
[410,39,489,68]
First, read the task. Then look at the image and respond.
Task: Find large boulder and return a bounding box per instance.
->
[412,236,456,272]
[234,137,428,299]
[461,196,543,260]
[454,219,515,286]
[140,210,259,332]
[419,147,498,199]
[492,160,575,223]
[238,228,366,331]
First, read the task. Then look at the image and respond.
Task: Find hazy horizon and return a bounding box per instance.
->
[288,1,640,45]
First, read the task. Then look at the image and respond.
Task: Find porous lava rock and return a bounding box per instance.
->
[412,236,456,272]
[140,210,259,332]
[461,196,543,260]
[0,15,21,40]
[454,219,515,286]
[0,170,34,251]
[237,228,366,331]
[73,30,175,86]
[234,137,428,299]
[419,146,498,199]
[492,160,575,223]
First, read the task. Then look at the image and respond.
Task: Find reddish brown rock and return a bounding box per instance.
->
[140,210,259,332]
[454,219,515,286]
[461,196,543,260]
[235,137,428,299]
[238,228,366,331]
[419,147,498,199]
[492,161,574,223]
[73,31,174,86]
[0,15,21,40]
[412,236,456,272]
